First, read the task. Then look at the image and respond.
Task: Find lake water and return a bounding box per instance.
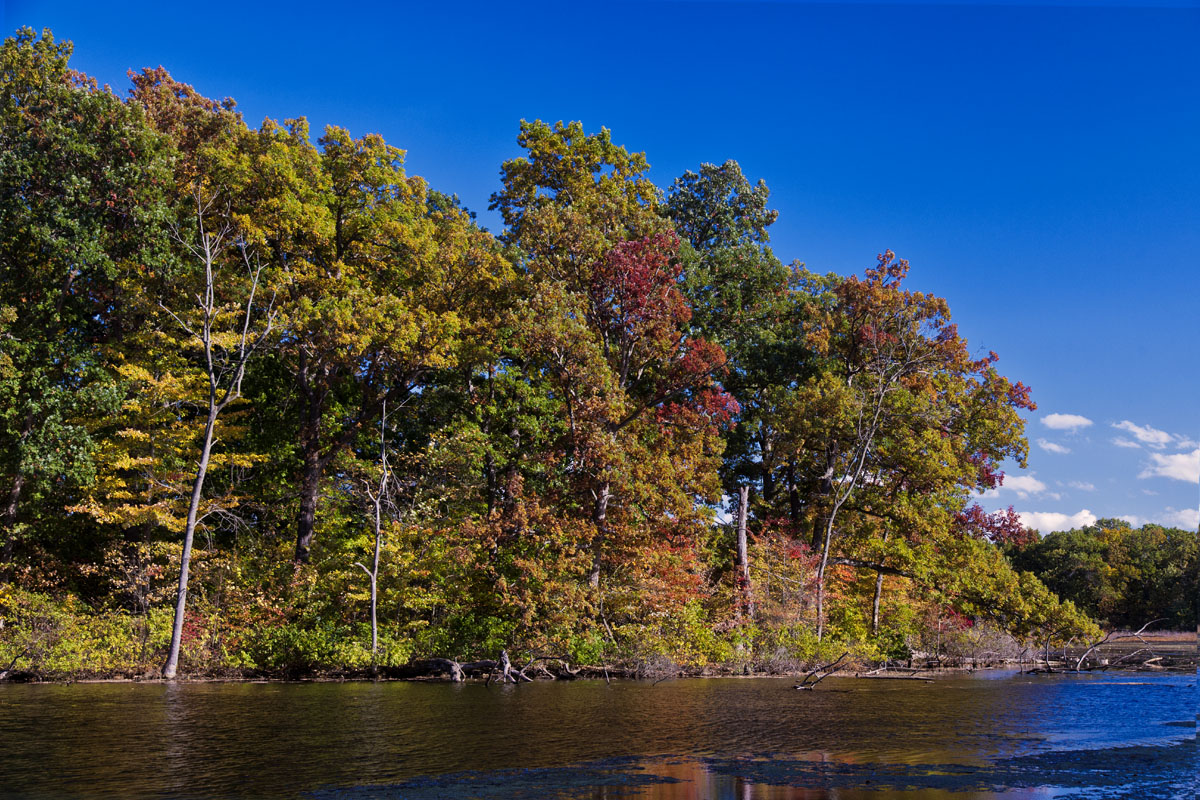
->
[0,670,1193,798]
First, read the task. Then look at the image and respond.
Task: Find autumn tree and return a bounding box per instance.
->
[1011,520,1198,629]
[490,119,667,285]
[271,126,511,564]
[72,68,250,534]
[492,122,736,641]
[778,252,1035,639]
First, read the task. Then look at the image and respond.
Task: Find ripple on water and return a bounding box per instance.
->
[0,671,1193,799]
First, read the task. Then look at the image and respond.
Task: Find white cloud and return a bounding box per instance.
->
[1018,509,1097,533]
[1112,438,1141,449]
[1042,413,1093,432]
[1154,507,1199,530]
[1112,420,1172,449]
[1141,488,1158,496]
[1138,448,1200,484]
[1178,437,1199,449]
[1036,438,1071,454]
[983,473,1064,501]
[1058,507,1197,532]
[1000,474,1047,499]
[1068,481,1095,491]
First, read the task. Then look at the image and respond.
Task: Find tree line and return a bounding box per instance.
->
[1,28,1127,678]
[1008,519,1196,631]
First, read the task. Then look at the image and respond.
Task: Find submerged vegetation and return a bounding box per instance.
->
[0,28,1184,682]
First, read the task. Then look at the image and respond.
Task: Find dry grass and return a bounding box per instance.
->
[1137,630,1196,643]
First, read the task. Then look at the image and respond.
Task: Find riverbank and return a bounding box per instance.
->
[3,584,1190,685]
[0,660,1010,684]
[5,649,1192,685]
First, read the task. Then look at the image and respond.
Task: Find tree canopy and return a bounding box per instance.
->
[0,28,1146,680]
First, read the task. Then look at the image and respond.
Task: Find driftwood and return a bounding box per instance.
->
[391,652,635,683]
[795,652,848,690]
[1073,619,1166,672]
[408,658,499,682]
[857,665,927,677]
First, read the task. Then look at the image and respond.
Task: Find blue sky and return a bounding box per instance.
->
[7,0,1198,532]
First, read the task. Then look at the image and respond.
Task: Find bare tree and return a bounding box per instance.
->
[355,401,393,669]
[734,485,754,619]
[161,193,276,680]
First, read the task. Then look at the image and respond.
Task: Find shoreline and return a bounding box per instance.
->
[4,659,1191,686]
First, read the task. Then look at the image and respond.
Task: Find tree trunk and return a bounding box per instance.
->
[482,366,498,516]
[367,447,384,663]
[294,444,322,564]
[1,472,25,572]
[484,452,497,516]
[815,515,834,641]
[0,413,35,576]
[163,410,217,679]
[812,448,836,550]
[735,485,753,618]
[588,482,610,589]
[367,573,376,662]
[870,530,889,635]
[786,460,800,528]
[871,571,884,635]
[760,435,775,504]
[368,553,379,658]
[293,359,324,565]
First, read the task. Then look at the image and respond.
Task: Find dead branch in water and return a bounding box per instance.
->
[795,652,848,690]
[1073,619,1168,672]
[0,648,28,681]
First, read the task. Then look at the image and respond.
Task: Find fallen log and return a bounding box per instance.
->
[403,658,504,682]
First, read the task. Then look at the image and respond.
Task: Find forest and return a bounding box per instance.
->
[0,28,1188,681]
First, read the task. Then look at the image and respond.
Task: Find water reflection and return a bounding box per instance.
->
[0,672,1192,799]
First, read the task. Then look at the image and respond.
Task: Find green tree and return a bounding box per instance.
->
[666,159,777,252]
[279,126,512,563]
[0,29,170,572]
[1011,520,1198,629]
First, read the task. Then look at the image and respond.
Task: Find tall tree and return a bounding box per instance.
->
[160,196,277,678]
[73,68,251,544]
[278,126,511,563]
[0,29,170,571]
[780,252,1035,638]
[490,119,667,286]
[492,122,734,601]
[666,159,777,253]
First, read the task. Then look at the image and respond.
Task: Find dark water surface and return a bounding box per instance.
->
[1,671,1194,799]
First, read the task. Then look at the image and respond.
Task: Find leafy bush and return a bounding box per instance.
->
[0,588,160,677]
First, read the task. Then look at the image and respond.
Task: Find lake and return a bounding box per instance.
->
[0,670,1193,798]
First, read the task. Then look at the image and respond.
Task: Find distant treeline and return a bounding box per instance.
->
[1010,520,1196,631]
[1,28,1171,679]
